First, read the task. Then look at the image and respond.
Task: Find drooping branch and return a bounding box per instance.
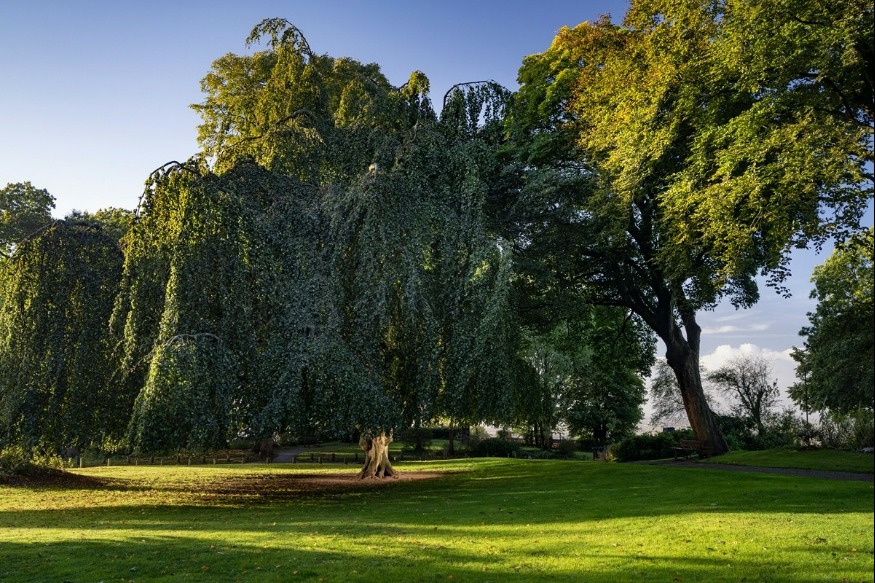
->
[442,80,507,109]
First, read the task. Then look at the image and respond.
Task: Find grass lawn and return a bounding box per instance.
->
[707,448,874,474]
[1,458,872,582]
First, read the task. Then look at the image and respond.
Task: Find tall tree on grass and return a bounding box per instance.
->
[790,227,874,415]
[508,0,872,455]
[117,19,520,456]
[325,81,521,439]
[112,161,386,453]
[0,221,123,454]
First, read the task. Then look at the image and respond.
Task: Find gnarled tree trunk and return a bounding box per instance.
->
[663,309,729,457]
[357,431,398,479]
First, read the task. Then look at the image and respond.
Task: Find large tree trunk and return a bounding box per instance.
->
[357,431,399,479]
[661,309,729,457]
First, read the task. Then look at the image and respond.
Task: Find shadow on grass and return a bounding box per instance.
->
[1,460,871,582]
[0,529,869,582]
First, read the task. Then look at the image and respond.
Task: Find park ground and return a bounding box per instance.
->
[0,449,872,582]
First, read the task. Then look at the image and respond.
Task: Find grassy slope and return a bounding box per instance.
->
[707,448,874,474]
[0,458,872,582]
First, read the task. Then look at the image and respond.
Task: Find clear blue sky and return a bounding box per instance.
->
[1,0,628,217]
[1,1,870,405]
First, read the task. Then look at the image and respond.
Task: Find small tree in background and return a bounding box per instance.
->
[0,182,55,258]
[707,355,780,437]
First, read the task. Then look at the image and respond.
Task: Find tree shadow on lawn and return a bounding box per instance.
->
[1,463,871,581]
[1,462,869,527]
[0,528,868,583]
[1,467,448,501]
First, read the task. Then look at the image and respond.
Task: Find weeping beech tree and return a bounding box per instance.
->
[324,82,521,444]
[173,19,522,465]
[0,220,124,454]
[112,160,391,453]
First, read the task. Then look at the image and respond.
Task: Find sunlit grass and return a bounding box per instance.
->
[709,448,874,474]
[1,458,872,582]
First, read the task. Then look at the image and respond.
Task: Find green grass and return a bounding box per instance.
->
[1,458,872,582]
[708,448,874,474]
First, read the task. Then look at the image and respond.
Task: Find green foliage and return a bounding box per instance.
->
[192,18,421,185]
[613,430,694,462]
[0,444,65,481]
[471,437,521,457]
[516,308,654,447]
[112,160,396,452]
[819,409,875,450]
[714,410,806,451]
[0,181,55,257]
[0,221,123,453]
[791,228,874,414]
[184,21,521,448]
[128,335,233,453]
[65,207,135,244]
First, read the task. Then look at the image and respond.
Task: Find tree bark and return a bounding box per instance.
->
[662,309,729,456]
[357,431,398,479]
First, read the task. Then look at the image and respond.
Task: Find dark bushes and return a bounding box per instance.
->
[471,437,521,457]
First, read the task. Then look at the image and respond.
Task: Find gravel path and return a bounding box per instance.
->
[647,460,873,482]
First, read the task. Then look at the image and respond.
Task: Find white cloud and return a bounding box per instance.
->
[700,343,793,369]
[712,313,752,323]
[701,322,772,335]
[700,343,798,408]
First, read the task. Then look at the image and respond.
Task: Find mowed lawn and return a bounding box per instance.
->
[0,457,872,582]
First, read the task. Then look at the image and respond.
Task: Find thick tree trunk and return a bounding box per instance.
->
[661,309,729,457]
[357,431,398,479]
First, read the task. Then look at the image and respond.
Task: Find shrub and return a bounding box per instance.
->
[471,437,521,458]
[0,445,65,482]
[465,426,489,451]
[613,431,692,462]
[399,427,433,452]
[556,439,578,459]
[820,409,875,449]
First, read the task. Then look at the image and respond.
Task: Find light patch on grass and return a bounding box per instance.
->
[710,448,874,474]
[0,459,872,582]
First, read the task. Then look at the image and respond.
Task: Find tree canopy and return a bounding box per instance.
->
[504,0,873,454]
[790,227,874,414]
[108,20,528,452]
[0,182,56,258]
[4,5,870,461]
[0,221,123,452]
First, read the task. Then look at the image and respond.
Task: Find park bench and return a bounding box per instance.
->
[672,439,707,460]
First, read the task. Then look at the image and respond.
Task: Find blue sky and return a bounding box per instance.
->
[1,1,870,410]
